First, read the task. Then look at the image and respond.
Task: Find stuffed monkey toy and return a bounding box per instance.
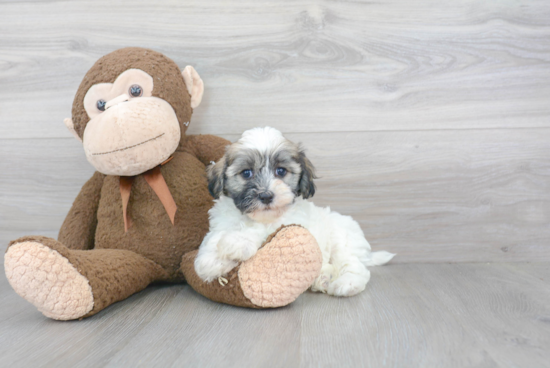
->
[4,48,322,320]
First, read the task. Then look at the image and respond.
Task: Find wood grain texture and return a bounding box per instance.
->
[0,0,550,139]
[2,129,549,262]
[0,263,549,367]
[299,263,550,368]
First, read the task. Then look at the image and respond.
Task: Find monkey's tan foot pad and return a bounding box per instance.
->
[239,225,323,307]
[181,225,323,309]
[4,241,93,320]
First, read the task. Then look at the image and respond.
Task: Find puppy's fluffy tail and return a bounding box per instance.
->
[363,251,395,266]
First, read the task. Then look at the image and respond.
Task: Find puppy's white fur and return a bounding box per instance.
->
[195,127,394,297]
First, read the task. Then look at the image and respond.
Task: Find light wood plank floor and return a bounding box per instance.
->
[0,262,549,367]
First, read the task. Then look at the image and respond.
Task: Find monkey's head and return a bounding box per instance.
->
[64,47,204,176]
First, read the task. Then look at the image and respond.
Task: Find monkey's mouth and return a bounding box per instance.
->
[90,133,165,156]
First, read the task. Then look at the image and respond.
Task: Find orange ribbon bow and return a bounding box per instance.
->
[119,157,176,232]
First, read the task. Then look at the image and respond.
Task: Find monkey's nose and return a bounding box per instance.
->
[105,94,130,110]
[258,192,274,204]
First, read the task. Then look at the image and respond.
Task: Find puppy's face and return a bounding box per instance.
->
[208,127,316,223]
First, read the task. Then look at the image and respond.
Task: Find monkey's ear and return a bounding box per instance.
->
[207,157,226,199]
[182,66,204,109]
[297,148,317,199]
[64,118,82,143]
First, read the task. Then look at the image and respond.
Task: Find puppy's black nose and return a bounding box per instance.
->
[258,191,274,204]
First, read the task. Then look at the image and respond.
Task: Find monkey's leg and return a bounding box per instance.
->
[181,225,322,308]
[4,236,168,320]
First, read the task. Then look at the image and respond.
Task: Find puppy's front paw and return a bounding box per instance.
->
[194,252,238,283]
[327,273,369,297]
[311,264,337,293]
[217,231,260,262]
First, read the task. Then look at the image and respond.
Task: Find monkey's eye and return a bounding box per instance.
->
[96,99,106,111]
[275,167,287,177]
[241,169,253,179]
[129,84,143,97]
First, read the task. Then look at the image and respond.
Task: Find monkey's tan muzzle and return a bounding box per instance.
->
[83,96,180,176]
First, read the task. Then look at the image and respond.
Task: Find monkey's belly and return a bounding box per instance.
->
[93,153,213,281]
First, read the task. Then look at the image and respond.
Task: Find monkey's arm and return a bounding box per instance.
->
[58,171,105,250]
[183,135,230,166]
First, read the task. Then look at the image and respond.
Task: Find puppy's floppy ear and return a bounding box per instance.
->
[207,157,226,199]
[297,146,317,199]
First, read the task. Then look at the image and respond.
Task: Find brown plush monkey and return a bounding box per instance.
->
[4,48,322,320]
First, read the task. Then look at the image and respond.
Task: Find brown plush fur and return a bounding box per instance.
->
[58,171,105,250]
[6,48,234,317]
[90,147,221,280]
[182,250,259,309]
[59,48,231,283]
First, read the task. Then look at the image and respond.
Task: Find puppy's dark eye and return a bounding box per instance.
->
[275,167,287,177]
[129,84,143,97]
[241,169,253,179]
[96,99,106,111]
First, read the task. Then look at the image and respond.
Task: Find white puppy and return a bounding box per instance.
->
[195,127,394,297]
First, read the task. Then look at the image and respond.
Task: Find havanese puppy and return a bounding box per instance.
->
[195,127,394,297]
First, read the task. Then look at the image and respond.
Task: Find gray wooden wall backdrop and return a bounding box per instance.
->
[1,0,549,263]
